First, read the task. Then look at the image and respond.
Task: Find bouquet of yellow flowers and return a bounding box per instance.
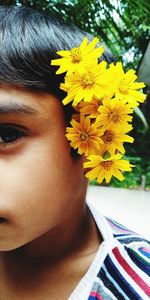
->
[51,37,146,184]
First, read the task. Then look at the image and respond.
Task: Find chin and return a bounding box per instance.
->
[0,228,26,252]
[0,240,25,252]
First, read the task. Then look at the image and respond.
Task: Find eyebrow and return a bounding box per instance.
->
[0,102,38,115]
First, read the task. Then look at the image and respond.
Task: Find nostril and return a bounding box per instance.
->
[0,217,6,223]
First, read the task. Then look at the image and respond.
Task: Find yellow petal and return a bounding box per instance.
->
[56,50,71,57]
[113,168,124,181]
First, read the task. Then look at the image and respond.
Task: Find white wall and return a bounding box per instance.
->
[86,185,150,239]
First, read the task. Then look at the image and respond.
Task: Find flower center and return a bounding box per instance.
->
[109,112,120,123]
[102,130,114,144]
[80,132,89,142]
[98,99,103,106]
[70,48,82,63]
[101,160,113,170]
[81,72,95,88]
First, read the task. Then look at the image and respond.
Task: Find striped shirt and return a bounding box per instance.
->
[69,204,150,300]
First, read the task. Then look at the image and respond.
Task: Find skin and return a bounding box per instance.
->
[0,85,101,299]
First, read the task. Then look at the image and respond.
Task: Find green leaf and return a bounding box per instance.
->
[134,107,149,129]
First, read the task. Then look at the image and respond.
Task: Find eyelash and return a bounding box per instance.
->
[0,124,26,148]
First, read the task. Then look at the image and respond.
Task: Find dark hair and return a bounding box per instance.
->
[0,5,114,95]
[0,5,115,157]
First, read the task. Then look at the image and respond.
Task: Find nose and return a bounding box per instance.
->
[0,204,12,223]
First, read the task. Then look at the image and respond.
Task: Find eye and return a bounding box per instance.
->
[0,124,25,145]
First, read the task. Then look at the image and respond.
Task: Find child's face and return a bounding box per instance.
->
[0,85,86,251]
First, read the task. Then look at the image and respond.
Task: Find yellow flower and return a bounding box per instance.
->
[77,94,114,118]
[66,115,103,156]
[84,153,133,183]
[51,37,104,75]
[109,62,146,107]
[99,124,134,154]
[61,62,113,106]
[78,97,103,118]
[72,113,80,122]
[96,98,133,129]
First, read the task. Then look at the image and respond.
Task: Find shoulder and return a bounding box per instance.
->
[106,216,150,246]
[97,217,150,299]
[103,217,150,296]
[106,216,150,274]
[88,205,150,298]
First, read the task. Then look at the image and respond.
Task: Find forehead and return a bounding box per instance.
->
[0,84,61,118]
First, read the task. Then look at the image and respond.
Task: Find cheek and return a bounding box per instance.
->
[0,136,81,250]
